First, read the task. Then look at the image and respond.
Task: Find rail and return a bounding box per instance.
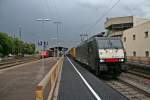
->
[35,56,64,100]
[0,57,40,70]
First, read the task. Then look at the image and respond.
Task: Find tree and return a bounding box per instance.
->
[30,43,36,54]
[22,43,36,54]
[13,38,23,55]
[0,32,15,56]
[0,32,36,56]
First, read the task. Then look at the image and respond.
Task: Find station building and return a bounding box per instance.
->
[105,16,149,37]
[123,21,150,61]
[105,16,150,63]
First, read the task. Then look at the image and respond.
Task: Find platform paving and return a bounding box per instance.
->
[58,57,128,100]
[0,57,57,100]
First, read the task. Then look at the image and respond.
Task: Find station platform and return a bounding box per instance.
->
[0,58,57,100]
[58,57,128,100]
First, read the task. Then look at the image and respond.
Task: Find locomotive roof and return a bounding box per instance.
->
[89,36,121,42]
[77,36,121,47]
[95,37,121,40]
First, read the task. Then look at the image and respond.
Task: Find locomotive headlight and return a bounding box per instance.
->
[120,59,124,62]
[100,59,105,62]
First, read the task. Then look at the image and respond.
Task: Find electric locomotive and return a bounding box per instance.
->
[75,36,126,77]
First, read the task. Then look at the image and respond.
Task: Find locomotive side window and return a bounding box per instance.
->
[88,42,93,53]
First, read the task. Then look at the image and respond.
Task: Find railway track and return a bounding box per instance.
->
[105,79,150,100]
[0,57,40,70]
[127,70,150,79]
[105,71,150,100]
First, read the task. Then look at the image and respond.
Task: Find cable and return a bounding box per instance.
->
[79,0,114,33]
[123,0,146,16]
[52,0,61,20]
[85,0,121,34]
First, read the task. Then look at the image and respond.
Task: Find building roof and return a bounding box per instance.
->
[105,16,150,28]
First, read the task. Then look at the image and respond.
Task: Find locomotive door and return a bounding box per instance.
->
[87,41,94,69]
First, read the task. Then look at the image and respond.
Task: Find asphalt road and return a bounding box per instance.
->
[0,57,57,100]
[58,57,128,100]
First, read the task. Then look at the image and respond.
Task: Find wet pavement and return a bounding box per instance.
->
[0,57,57,100]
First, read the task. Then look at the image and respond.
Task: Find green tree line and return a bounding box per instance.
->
[0,32,36,57]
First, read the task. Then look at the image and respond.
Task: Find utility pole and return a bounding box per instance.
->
[53,21,62,57]
[13,33,16,39]
[80,34,88,42]
[36,18,52,50]
[18,26,22,40]
[36,18,52,70]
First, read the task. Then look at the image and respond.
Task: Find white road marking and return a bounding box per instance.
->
[67,57,102,100]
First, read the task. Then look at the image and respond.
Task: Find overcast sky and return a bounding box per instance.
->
[0,0,150,49]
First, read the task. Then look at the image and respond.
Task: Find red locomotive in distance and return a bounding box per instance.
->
[39,47,68,58]
[40,50,50,58]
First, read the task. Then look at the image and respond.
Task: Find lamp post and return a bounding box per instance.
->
[53,21,62,57]
[49,37,57,59]
[36,18,52,73]
[18,26,22,41]
[36,18,52,37]
[36,18,52,50]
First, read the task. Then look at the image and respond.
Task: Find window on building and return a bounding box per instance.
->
[133,51,136,56]
[124,37,126,42]
[133,34,136,40]
[145,31,148,38]
[145,51,149,57]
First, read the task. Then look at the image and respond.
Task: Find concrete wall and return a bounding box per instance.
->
[105,16,150,37]
[133,16,150,27]
[109,30,123,37]
[123,21,150,57]
[105,16,133,28]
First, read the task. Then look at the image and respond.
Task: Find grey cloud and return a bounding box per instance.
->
[76,0,110,10]
[0,0,150,48]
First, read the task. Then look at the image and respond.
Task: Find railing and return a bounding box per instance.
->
[35,56,64,100]
[127,56,150,64]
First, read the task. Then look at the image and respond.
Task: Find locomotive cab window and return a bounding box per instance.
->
[97,39,123,49]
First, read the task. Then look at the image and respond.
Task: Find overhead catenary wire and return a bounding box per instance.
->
[45,0,60,20]
[85,0,121,34]
[79,0,115,39]
[44,0,53,17]
[52,0,60,19]
[123,0,146,16]
[79,0,114,32]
